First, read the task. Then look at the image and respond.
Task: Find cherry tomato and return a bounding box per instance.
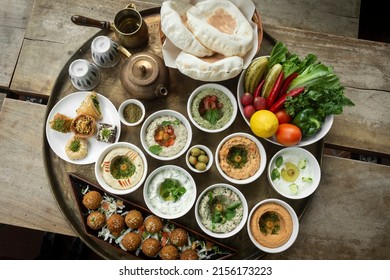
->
[275,109,292,124]
[275,123,302,146]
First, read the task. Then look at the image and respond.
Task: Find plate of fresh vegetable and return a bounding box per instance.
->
[237,42,354,147]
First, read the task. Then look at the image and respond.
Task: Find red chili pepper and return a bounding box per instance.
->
[253,79,265,98]
[279,72,299,96]
[269,87,305,113]
[266,71,284,108]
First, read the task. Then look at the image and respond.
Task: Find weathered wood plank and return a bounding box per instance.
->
[0,0,34,89]
[264,155,390,259]
[0,98,75,237]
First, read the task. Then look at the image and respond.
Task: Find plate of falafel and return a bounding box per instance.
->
[69,173,237,260]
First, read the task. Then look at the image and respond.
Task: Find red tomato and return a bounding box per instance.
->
[275,109,292,124]
[275,123,302,146]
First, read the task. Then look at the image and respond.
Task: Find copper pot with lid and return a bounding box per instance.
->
[119,48,169,100]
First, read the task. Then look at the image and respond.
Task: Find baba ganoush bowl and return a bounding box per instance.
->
[268,147,321,199]
[143,165,197,219]
[195,183,248,238]
[247,198,299,253]
[215,132,267,185]
[95,142,148,195]
[187,83,237,133]
[140,109,192,161]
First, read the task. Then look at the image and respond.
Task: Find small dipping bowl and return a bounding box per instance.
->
[185,144,213,173]
[118,99,145,126]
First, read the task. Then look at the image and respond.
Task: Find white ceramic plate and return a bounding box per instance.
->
[237,57,334,147]
[247,198,299,253]
[46,91,121,165]
[143,165,196,219]
[267,147,321,199]
[215,132,267,185]
[195,183,248,238]
[187,83,237,133]
[140,109,192,161]
[95,142,148,195]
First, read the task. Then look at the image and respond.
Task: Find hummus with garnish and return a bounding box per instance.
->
[218,136,260,180]
[249,202,293,248]
[101,147,144,190]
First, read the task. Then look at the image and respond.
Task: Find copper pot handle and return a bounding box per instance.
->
[71,15,111,31]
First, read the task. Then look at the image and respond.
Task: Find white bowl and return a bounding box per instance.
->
[247,198,299,253]
[118,99,145,126]
[236,56,334,147]
[140,109,192,161]
[185,144,214,173]
[267,147,321,199]
[195,183,248,238]
[215,132,267,185]
[187,83,237,133]
[95,142,148,195]
[143,165,196,219]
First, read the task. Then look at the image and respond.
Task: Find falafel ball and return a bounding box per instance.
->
[82,191,102,210]
[141,238,161,257]
[180,249,199,260]
[144,215,163,234]
[125,209,144,229]
[107,213,125,236]
[160,244,179,260]
[170,228,188,247]
[86,211,106,230]
[121,232,142,251]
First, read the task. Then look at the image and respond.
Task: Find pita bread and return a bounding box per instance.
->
[160,1,214,57]
[186,0,254,57]
[175,51,243,81]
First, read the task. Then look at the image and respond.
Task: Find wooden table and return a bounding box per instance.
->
[0,0,389,259]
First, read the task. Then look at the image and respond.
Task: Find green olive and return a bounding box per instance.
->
[198,154,209,164]
[190,148,201,157]
[195,162,207,171]
[188,155,197,165]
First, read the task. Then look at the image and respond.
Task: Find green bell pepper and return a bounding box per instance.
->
[292,108,323,136]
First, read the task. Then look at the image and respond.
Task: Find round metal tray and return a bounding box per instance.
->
[43,7,324,260]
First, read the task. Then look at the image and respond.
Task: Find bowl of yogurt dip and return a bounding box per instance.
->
[143,165,196,219]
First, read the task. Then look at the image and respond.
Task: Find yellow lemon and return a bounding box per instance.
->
[250,110,279,138]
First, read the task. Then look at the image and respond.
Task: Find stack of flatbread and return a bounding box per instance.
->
[160,0,256,81]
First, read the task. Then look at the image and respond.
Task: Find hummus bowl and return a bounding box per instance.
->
[215,132,267,185]
[95,142,148,195]
[143,165,197,219]
[140,109,192,161]
[247,198,299,253]
[236,56,334,147]
[268,147,321,199]
[187,83,237,133]
[195,183,248,238]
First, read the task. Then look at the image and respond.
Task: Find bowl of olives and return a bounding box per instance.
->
[186,145,213,173]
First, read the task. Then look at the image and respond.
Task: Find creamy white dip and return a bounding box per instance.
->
[271,152,314,196]
[145,115,188,157]
[146,168,195,217]
[198,186,244,233]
